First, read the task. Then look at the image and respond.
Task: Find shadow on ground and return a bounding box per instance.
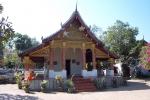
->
[79,79,150,94]
[105,80,150,92]
[0,94,40,100]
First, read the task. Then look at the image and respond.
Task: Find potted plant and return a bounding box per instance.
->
[122,77,127,86]
[111,77,118,88]
[55,75,63,90]
[40,80,48,92]
[55,75,62,84]
[22,80,30,93]
[94,77,106,90]
[15,72,23,89]
[17,80,22,89]
[22,71,35,93]
[63,79,75,93]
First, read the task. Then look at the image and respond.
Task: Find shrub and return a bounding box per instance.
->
[17,81,22,89]
[15,72,24,89]
[111,77,118,88]
[94,77,106,90]
[63,79,75,93]
[22,81,30,93]
[122,77,127,86]
[40,80,48,92]
[55,75,63,90]
[55,75,63,85]
[55,75,62,81]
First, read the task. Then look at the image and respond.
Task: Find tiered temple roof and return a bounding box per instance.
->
[19,10,118,59]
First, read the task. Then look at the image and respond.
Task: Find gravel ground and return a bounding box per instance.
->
[0,79,150,100]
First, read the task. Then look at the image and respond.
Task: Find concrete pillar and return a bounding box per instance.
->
[49,41,54,70]
[23,56,30,71]
[82,43,86,70]
[92,44,96,69]
[61,42,66,70]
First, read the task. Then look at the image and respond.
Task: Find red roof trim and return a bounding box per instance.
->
[19,43,45,57]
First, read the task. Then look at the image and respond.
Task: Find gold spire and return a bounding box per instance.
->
[75,0,78,11]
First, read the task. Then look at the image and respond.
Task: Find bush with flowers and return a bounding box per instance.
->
[23,71,35,93]
[139,43,150,70]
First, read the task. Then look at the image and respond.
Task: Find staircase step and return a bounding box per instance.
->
[75,83,94,86]
[75,87,96,91]
[73,79,92,83]
[73,77,96,92]
[75,84,96,88]
[76,88,96,92]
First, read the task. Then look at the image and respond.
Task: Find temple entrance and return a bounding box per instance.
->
[66,60,71,78]
[86,49,93,71]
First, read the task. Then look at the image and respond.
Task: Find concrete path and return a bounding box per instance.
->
[0,79,150,100]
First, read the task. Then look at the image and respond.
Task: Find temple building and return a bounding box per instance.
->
[19,9,118,79]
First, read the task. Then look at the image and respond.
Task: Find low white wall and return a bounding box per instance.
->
[49,70,66,79]
[82,69,97,78]
[96,76,124,87]
[30,79,66,91]
[103,69,114,76]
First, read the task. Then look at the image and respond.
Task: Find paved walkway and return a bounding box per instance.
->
[0,79,150,100]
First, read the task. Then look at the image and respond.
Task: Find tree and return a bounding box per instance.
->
[0,5,15,67]
[0,4,14,45]
[104,20,139,61]
[3,48,22,69]
[139,43,150,69]
[0,4,3,14]
[91,25,105,42]
[129,39,147,59]
[0,4,15,48]
[14,33,39,52]
[0,17,15,45]
[31,38,40,47]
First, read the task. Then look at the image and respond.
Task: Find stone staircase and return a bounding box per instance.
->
[72,76,97,92]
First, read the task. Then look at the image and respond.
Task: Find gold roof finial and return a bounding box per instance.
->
[75,0,78,11]
[60,22,63,28]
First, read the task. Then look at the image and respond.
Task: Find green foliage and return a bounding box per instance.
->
[111,78,118,88]
[40,80,48,92]
[22,81,30,93]
[55,75,63,89]
[63,79,75,93]
[3,49,22,68]
[104,20,139,61]
[55,75,62,80]
[13,33,39,52]
[14,33,32,52]
[5,61,15,69]
[137,74,150,78]
[0,17,15,47]
[129,39,146,59]
[91,25,105,42]
[0,16,15,65]
[94,77,106,90]
[122,77,127,86]
[0,4,3,14]
[139,46,150,69]
[15,72,24,89]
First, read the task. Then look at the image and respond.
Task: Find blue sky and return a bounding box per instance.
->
[1,0,150,42]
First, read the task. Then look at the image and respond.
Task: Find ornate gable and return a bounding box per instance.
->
[19,9,118,59]
[55,19,91,42]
